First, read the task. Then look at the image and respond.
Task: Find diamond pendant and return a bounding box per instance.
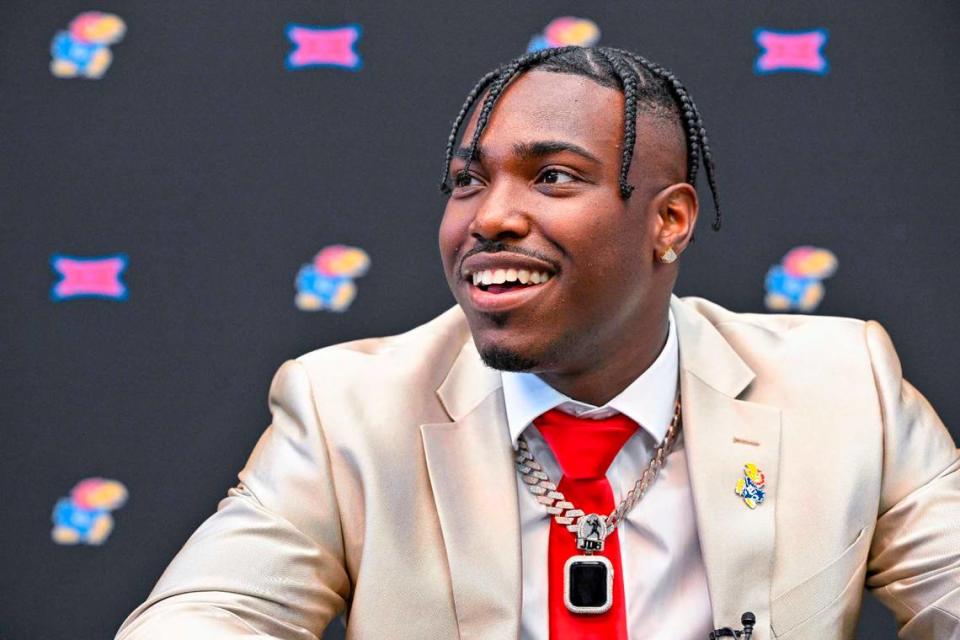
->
[564,555,614,614]
[576,513,608,552]
[565,514,613,614]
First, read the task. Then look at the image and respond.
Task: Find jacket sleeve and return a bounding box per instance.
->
[116,359,350,640]
[862,320,960,638]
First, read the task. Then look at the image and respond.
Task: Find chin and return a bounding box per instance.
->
[472,319,584,374]
[477,343,540,372]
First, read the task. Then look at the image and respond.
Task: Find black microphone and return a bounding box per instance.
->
[741,611,755,640]
[709,611,756,639]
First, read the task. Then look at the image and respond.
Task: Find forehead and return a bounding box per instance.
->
[461,70,625,154]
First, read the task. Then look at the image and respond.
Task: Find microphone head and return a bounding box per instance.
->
[741,611,756,627]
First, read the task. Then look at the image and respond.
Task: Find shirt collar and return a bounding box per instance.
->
[501,310,679,447]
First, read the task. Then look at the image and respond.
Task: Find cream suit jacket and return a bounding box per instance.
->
[117,296,960,640]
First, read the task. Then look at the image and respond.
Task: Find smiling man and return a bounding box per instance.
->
[117,47,959,640]
[440,56,693,407]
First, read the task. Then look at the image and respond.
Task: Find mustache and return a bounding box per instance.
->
[458,239,560,274]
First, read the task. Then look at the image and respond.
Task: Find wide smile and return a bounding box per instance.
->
[461,261,557,314]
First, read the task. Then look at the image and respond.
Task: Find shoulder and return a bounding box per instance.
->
[674,295,895,398]
[677,295,867,340]
[290,306,471,403]
[676,294,875,359]
[267,307,476,463]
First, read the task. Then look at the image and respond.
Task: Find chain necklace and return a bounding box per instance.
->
[514,395,682,548]
[514,396,682,615]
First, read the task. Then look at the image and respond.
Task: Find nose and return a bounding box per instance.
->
[468,183,532,242]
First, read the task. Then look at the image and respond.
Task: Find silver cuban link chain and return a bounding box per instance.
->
[515,396,682,546]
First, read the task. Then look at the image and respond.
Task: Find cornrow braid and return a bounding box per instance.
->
[439,68,501,195]
[695,112,722,231]
[439,46,723,231]
[678,95,721,231]
[616,52,697,173]
[594,48,639,198]
[454,46,580,189]
[616,50,721,231]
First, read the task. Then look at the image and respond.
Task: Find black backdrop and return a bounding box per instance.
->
[2,2,958,638]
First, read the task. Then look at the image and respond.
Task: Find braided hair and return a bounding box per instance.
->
[439,46,722,232]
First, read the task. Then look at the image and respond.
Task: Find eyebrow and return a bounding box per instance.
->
[514,141,602,165]
[453,146,482,161]
[452,140,602,165]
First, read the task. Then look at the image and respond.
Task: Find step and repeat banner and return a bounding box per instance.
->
[2,2,957,638]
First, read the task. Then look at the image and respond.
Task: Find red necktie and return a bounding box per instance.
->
[535,409,637,640]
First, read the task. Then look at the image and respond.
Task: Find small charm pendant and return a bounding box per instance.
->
[564,555,614,614]
[576,513,608,552]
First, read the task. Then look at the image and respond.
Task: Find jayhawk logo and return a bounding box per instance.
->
[295,245,370,312]
[51,477,128,545]
[50,12,126,79]
[735,463,767,509]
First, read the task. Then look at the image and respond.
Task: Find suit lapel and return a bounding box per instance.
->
[420,300,781,637]
[672,297,782,639]
[421,341,521,640]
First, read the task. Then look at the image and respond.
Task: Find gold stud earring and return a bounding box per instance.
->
[659,247,678,264]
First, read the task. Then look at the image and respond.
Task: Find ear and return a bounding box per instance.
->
[651,182,699,261]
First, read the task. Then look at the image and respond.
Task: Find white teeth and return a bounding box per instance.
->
[469,268,553,287]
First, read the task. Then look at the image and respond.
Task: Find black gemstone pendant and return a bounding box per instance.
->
[563,555,614,614]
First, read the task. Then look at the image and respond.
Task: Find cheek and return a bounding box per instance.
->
[438,208,466,271]
[549,211,652,303]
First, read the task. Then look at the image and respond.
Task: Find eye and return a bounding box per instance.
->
[453,170,483,188]
[537,169,576,185]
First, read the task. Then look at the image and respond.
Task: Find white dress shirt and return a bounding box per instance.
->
[501,311,714,639]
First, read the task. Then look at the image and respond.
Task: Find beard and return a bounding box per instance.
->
[478,344,539,371]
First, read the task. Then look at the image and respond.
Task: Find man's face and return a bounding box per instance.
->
[439,70,680,375]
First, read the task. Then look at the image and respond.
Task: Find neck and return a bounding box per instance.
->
[537,302,671,406]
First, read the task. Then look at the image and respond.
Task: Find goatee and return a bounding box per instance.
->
[478,345,539,372]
